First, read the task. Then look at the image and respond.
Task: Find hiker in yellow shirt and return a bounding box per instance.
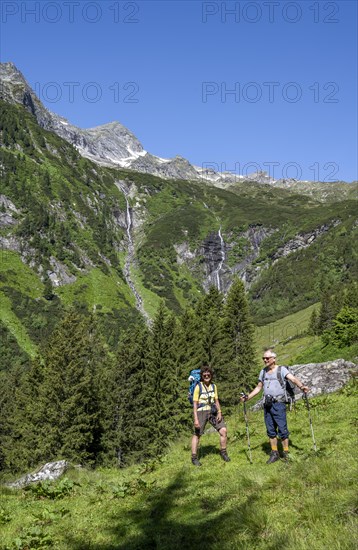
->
[191,365,230,466]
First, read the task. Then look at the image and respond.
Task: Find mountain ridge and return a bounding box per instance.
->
[1,62,356,201]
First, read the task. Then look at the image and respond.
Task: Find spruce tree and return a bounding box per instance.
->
[30,312,102,465]
[322,306,358,348]
[167,312,189,431]
[43,273,54,301]
[216,278,257,408]
[145,302,178,457]
[317,291,336,334]
[175,308,204,430]
[344,282,358,308]
[196,286,224,367]
[308,307,319,335]
[110,323,153,465]
[176,308,203,373]
[0,358,46,473]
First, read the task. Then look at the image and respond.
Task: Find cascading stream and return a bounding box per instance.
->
[125,194,132,243]
[213,226,225,291]
[203,203,226,291]
[117,182,150,322]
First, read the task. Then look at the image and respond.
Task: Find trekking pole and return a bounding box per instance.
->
[240,393,253,464]
[303,392,317,452]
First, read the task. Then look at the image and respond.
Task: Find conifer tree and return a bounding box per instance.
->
[196,286,223,319]
[322,306,358,348]
[167,312,190,430]
[175,308,204,429]
[308,307,319,335]
[30,312,102,465]
[196,286,224,367]
[202,311,223,366]
[0,368,19,471]
[176,308,203,373]
[216,278,257,408]
[145,302,178,457]
[317,291,336,334]
[43,273,54,301]
[108,323,153,465]
[0,358,46,473]
[343,282,358,308]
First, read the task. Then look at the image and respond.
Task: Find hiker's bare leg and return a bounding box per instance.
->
[269,437,278,451]
[219,427,227,450]
[282,438,289,451]
[191,434,200,455]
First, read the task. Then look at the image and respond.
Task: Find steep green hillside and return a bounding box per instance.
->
[1,387,357,549]
[0,99,357,360]
[250,212,357,323]
[0,101,141,357]
[120,168,357,317]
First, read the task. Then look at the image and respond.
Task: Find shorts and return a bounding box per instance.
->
[264,402,289,440]
[194,409,226,436]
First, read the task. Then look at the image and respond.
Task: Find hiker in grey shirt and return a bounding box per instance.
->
[241,349,309,463]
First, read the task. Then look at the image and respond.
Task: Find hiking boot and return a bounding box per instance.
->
[191,457,202,467]
[220,450,231,462]
[282,451,290,461]
[266,451,280,464]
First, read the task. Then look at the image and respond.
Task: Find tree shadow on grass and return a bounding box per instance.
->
[198,443,221,460]
[63,470,287,550]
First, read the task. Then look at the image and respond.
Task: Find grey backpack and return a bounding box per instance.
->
[277,366,296,407]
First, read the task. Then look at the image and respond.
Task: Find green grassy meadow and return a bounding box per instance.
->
[1,385,357,550]
[255,303,358,365]
[255,303,317,363]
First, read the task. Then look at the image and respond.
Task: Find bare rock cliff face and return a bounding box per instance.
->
[272,221,341,262]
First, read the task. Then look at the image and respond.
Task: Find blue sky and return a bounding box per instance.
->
[1,0,357,182]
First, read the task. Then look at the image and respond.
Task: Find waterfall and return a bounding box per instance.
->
[125,194,132,244]
[116,181,150,323]
[213,226,225,291]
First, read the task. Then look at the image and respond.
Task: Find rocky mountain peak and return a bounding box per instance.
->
[0,61,53,127]
[84,121,145,158]
[246,170,275,184]
[0,63,354,200]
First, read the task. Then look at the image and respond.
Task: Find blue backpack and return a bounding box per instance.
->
[188,369,201,405]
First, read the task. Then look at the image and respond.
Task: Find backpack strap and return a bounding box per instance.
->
[277,366,285,390]
[197,382,203,408]
[262,366,284,388]
[198,382,215,407]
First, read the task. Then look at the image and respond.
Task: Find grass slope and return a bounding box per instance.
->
[0,252,42,358]
[0,293,37,359]
[1,386,357,549]
[255,303,317,363]
[255,303,358,365]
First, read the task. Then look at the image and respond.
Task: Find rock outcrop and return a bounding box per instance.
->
[271,221,341,262]
[0,195,19,228]
[6,460,69,489]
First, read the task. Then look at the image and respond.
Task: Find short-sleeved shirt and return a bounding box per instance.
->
[259,366,289,398]
[193,382,218,411]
